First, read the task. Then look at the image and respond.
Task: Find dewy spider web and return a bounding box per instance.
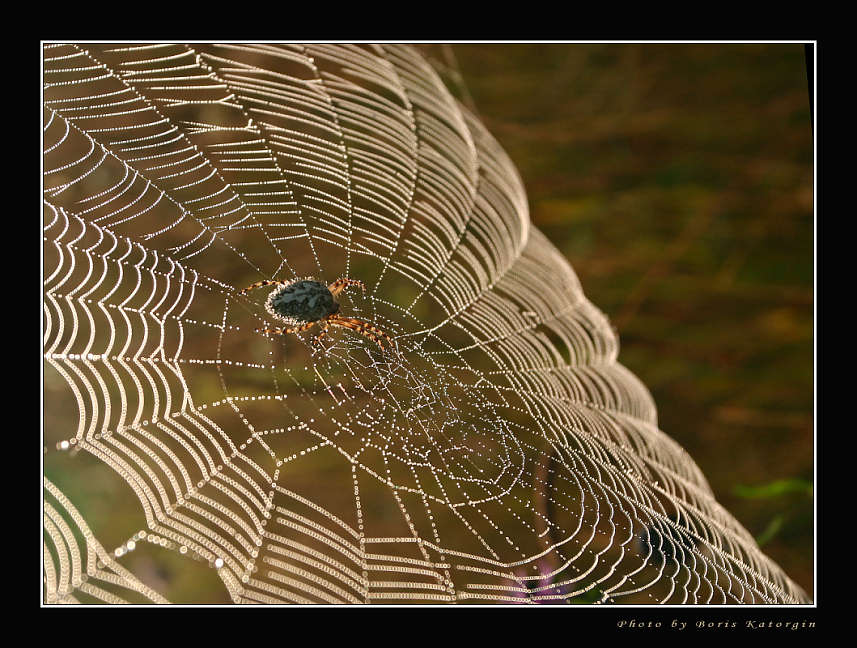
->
[42,43,810,604]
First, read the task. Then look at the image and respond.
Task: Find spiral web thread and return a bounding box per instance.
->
[42,43,809,604]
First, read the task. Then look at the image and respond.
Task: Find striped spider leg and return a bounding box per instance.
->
[310,322,331,349]
[328,277,366,297]
[256,320,318,337]
[239,278,289,295]
[324,313,393,349]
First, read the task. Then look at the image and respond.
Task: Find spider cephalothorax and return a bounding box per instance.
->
[240,277,392,349]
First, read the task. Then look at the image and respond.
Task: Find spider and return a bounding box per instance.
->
[240,277,392,350]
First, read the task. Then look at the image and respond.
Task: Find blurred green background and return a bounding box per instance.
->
[432,43,813,596]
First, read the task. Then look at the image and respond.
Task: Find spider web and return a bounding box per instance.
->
[42,42,810,604]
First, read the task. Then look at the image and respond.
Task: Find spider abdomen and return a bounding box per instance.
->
[266,279,338,324]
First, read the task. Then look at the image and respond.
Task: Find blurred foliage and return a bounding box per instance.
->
[755,514,787,548]
[733,477,812,550]
[734,478,813,499]
[445,43,813,597]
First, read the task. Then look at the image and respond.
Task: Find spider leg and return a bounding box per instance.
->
[330,320,383,348]
[328,315,392,349]
[256,321,317,336]
[328,277,366,298]
[240,279,289,295]
[311,323,331,348]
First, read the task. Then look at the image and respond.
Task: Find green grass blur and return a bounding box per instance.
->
[443,43,813,596]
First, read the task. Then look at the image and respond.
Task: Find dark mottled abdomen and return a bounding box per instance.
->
[266,279,338,324]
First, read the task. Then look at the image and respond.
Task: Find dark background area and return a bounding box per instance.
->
[433,43,814,596]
